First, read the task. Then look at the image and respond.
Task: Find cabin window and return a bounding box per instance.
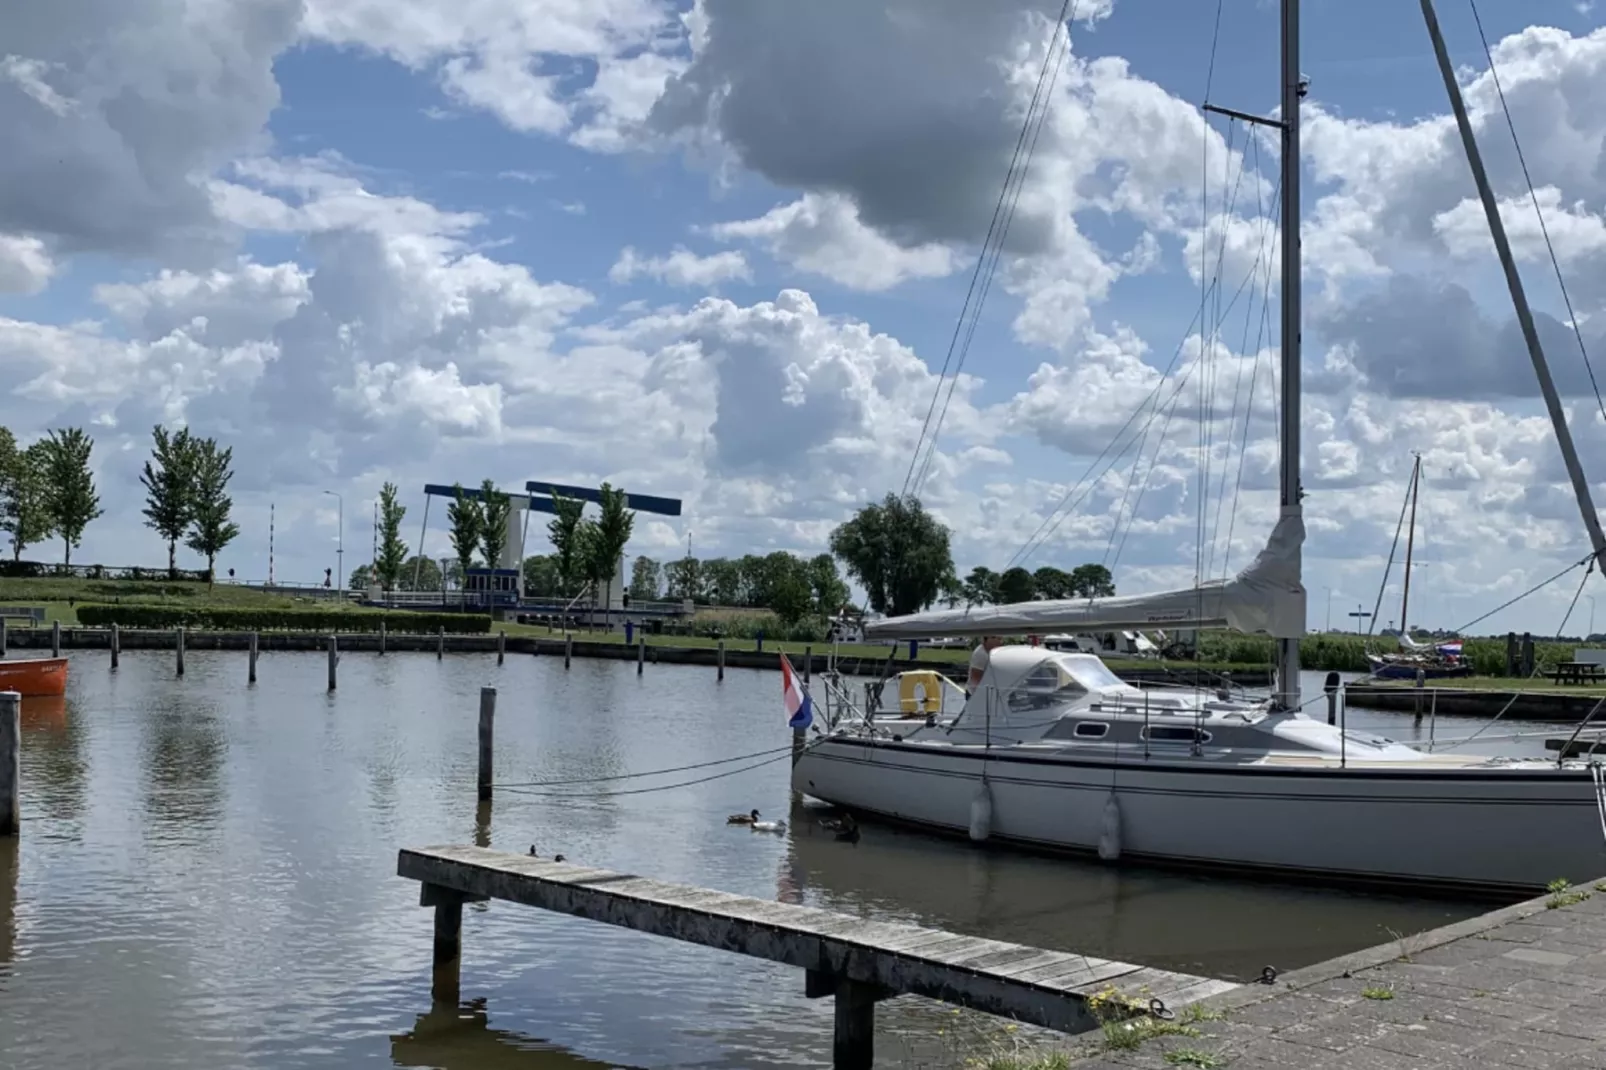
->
[1005,664,1088,714]
[1072,721,1109,739]
[1140,725,1211,744]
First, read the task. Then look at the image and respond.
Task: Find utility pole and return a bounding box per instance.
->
[325,490,344,598]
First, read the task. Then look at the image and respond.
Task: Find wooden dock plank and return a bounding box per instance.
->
[397,844,1234,1036]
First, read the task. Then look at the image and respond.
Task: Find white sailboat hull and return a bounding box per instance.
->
[792,737,1606,894]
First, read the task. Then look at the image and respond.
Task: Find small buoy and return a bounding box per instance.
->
[969,780,994,842]
[1097,792,1122,861]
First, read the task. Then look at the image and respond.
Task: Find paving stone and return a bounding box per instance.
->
[1503,947,1580,967]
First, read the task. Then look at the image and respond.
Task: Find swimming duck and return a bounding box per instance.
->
[727,808,761,825]
[835,823,861,845]
[751,818,787,833]
[528,846,567,863]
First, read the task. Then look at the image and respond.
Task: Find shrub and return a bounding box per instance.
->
[662,612,828,643]
[74,604,490,634]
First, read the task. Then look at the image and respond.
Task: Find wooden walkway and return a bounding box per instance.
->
[397,844,1237,1069]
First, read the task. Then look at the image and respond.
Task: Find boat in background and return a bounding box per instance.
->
[0,656,68,697]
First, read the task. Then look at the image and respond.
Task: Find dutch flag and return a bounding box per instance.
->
[1437,640,1463,657]
[781,654,813,730]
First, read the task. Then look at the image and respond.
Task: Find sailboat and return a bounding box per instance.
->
[1365,454,1472,680]
[792,0,1606,894]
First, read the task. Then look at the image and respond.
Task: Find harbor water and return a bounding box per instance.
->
[0,653,1550,1069]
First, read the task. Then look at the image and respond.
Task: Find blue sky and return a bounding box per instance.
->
[3,0,1606,635]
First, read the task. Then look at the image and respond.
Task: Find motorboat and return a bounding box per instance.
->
[0,656,68,697]
[794,643,1606,894]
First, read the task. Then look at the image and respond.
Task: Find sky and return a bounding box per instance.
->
[3,0,1606,637]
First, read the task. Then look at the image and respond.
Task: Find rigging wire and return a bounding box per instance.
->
[1366,467,1416,638]
[1451,553,1596,636]
[1466,0,1606,430]
[1551,559,1597,646]
[498,750,801,800]
[903,0,1080,499]
[1195,0,1228,587]
[493,745,796,789]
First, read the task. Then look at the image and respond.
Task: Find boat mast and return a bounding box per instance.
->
[1400,453,1421,637]
[1420,0,1606,567]
[1275,0,1304,710]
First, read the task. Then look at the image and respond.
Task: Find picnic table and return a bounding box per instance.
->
[1551,660,1606,686]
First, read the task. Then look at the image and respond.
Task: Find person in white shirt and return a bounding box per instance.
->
[967,636,1002,692]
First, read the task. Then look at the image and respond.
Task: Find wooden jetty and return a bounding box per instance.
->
[398,844,1237,1069]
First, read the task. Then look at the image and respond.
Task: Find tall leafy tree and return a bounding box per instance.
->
[664,555,702,601]
[447,484,483,607]
[139,424,196,577]
[962,566,1001,606]
[1070,563,1117,598]
[479,479,512,572]
[41,427,102,567]
[374,481,409,591]
[402,555,443,592]
[348,563,375,591]
[1032,565,1075,600]
[546,490,586,597]
[184,437,240,585]
[0,432,52,561]
[806,553,851,616]
[521,554,561,597]
[584,483,635,627]
[828,493,953,617]
[628,555,662,601]
[998,566,1036,604]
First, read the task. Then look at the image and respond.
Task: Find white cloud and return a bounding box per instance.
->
[609,245,751,288]
[0,233,56,294]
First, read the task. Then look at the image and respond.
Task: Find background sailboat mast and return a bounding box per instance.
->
[1275,0,1304,710]
[1419,0,1606,566]
[1400,453,1421,635]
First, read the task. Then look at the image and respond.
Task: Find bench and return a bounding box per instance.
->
[1552,661,1606,686]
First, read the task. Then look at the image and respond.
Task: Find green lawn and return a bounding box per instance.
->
[0,576,365,625]
[1354,675,1606,696]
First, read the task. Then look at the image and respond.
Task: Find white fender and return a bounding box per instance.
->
[1097,792,1122,861]
[968,779,993,842]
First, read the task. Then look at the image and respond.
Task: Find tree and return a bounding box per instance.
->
[546,491,586,597]
[403,555,444,592]
[349,563,375,591]
[447,484,483,607]
[702,557,743,605]
[585,483,635,627]
[1032,565,1074,601]
[40,427,102,567]
[629,555,662,601]
[374,482,409,591]
[184,436,240,584]
[938,569,964,608]
[771,568,814,625]
[828,493,953,617]
[665,555,702,601]
[479,479,512,573]
[1070,563,1116,598]
[998,566,1035,604]
[962,566,1001,607]
[0,432,52,561]
[140,425,196,577]
[522,554,561,597]
[806,553,851,616]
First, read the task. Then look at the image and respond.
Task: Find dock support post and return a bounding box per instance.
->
[804,646,811,685]
[424,885,466,1004]
[176,627,186,677]
[565,634,572,670]
[327,634,338,692]
[497,630,505,667]
[0,618,6,658]
[110,623,120,669]
[1506,632,1519,677]
[637,638,645,675]
[0,691,18,836]
[806,972,881,1070]
[51,620,60,658]
[1522,632,1536,677]
[248,631,258,684]
[379,620,387,657]
[478,687,495,802]
[717,640,725,683]
[438,626,445,661]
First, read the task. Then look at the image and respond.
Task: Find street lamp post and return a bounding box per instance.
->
[1589,595,1598,639]
[1323,586,1333,632]
[325,490,344,598]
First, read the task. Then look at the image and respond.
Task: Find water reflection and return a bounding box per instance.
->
[0,837,15,979]
[391,999,641,1070]
[139,693,227,837]
[18,696,86,826]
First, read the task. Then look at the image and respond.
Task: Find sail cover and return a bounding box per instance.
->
[865,513,1306,640]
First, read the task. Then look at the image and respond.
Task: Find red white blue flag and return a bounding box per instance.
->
[781,654,813,729]
[1437,641,1463,657]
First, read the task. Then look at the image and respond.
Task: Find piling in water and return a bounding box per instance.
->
[51,620,60,658]
[0,618,6,658]
[478,687,495,802]
[437,626,445,661]
[564,634,572,670]
[718,640,725,683]
[803,646,811,684]
[637,638,645,675]
[110,623,120,669]
[497,630,505,667]
[0,691,18,836]
[176,627,186,677]
[327,634,338,692]
[379,620,387,657]
[248,631,258,684]
[425,885,467,1004]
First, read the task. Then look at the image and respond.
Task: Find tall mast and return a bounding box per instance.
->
[1275,0,1304,710]
[1400,453,1421,636]
[1420,0,1606,566]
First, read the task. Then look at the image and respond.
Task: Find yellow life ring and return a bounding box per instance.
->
[898,671,944,716]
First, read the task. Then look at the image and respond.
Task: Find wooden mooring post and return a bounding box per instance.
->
[564,634,573,670]
[717,640,725,683]
[477,687,495,802]
[327,634,339,692]
[379,620,387,656]
[804,646,812,685]
[248,631,258,684]
[0,691,18,836]
[0,618,7,658]
[497,630,505,667]
[176,627,186,677]
[437,626,445,661]
[51,620,60,658]
[637,638,646,675]
[110,623,120,669]
[398,845,1236,1068]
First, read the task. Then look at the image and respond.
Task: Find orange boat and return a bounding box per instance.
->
[0,656,68,697]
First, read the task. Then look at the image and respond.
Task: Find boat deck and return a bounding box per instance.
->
[1065,877,1606,1069]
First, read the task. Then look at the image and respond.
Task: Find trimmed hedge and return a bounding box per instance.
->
[74,604,492,634]
[0,560,210,581]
